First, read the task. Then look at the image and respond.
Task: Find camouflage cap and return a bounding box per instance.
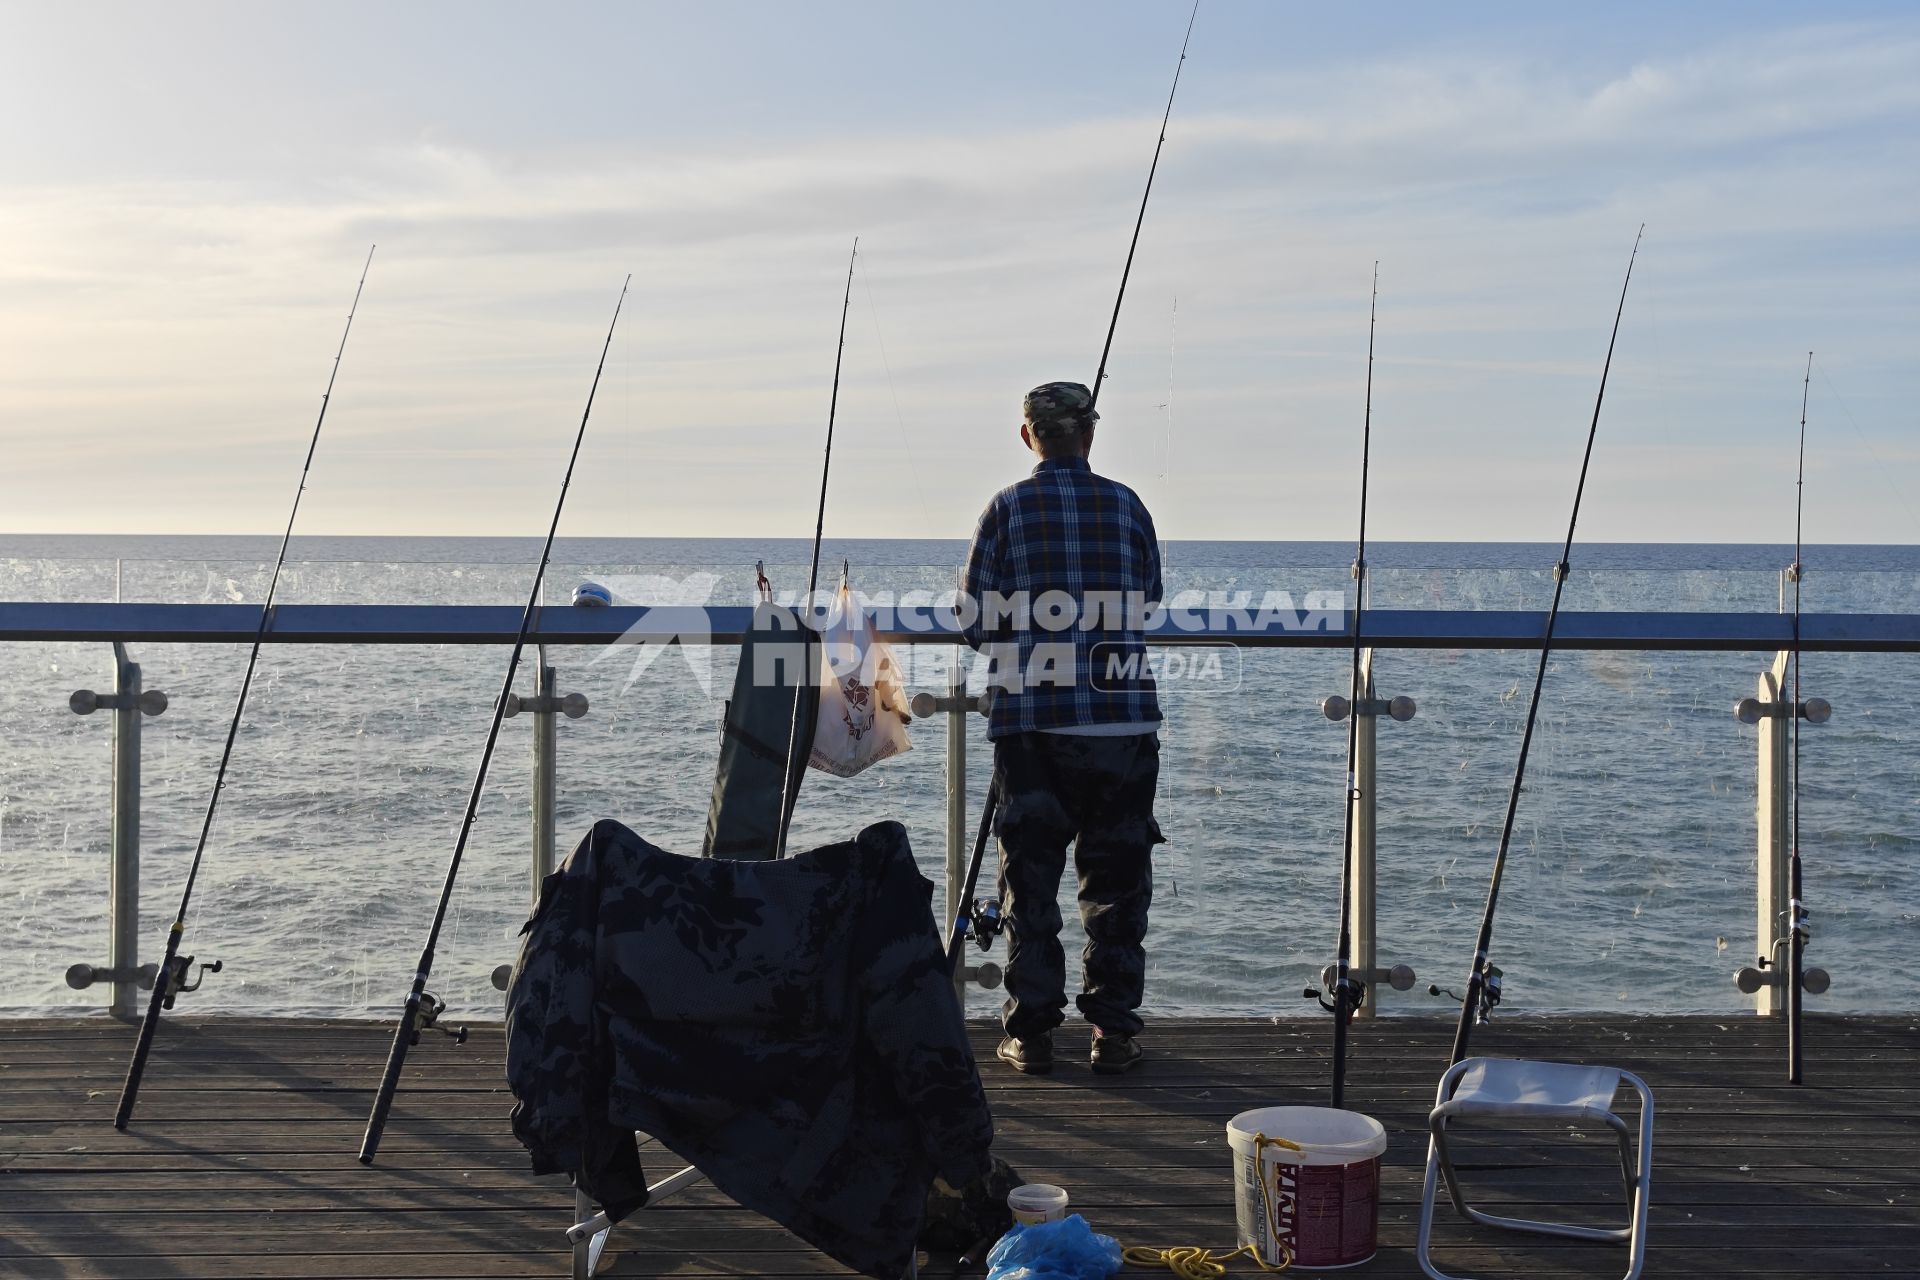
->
[1022,381,1100,439]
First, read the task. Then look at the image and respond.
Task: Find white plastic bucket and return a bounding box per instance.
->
[1227,1106,1387,1269]
[1006,1182,1069,1226]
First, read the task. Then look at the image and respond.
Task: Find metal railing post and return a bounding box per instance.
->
[66,643,167,1019]
[1321,648,1417,1015]
[1733,652,1832,1009]
[109,653,142,1019]
[910,660,1001,1003]
[1756,653,1790,1018]
[492,651,588,994]
[533,661,559,888]
[946,651,967,1004]
[1351,652,1379,1006]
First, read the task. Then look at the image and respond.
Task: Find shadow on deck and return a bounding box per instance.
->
[1,1015,1915,1278]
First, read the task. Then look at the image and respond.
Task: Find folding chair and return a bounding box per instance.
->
[566,1163,704,1279]
[1417,1057,1653,1280]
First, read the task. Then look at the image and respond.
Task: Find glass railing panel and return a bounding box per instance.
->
[1108,644,1351,1021]
[1367,645,1920,1016]
[0,641,130,1010]
[3,562,1916,1021]
[1365,645,1759,1017]
[1,558,123,603]
[1778,649,1920,1009]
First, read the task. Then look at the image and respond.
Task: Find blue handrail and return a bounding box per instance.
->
[2,601,1917,651]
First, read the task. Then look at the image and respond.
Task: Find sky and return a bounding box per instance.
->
[1,1,1916,544]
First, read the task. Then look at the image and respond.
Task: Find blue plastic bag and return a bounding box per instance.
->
[984,1214,1124,1280]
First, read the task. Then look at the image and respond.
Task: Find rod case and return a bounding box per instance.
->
[702,602,821,859]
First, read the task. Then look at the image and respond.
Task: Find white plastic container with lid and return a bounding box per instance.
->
[1005,1182,1069,1226]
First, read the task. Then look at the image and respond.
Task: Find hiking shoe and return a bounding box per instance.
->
[996,1033,1054,1075]
[1090,1030,1142,1075]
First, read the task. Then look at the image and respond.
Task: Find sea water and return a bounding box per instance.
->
[2,534,1916,1020]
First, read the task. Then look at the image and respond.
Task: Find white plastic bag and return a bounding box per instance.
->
[809,581,912,778]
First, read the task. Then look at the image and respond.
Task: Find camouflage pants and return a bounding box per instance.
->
[992,731,1162,1040]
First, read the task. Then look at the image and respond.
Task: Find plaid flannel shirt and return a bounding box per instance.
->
[961,457,1164,739]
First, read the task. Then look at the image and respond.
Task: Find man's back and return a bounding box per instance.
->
[962,455,1163,737]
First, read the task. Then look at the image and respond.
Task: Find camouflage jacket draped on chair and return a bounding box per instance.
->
[506,817,994,1280]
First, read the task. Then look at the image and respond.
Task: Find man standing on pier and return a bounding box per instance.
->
[961,381,1165,1075]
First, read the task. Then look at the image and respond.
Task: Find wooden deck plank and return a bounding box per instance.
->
[1,1016,1916,1278]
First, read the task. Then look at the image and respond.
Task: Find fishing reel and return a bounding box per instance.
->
[968,898,1005,952]
[1301,973,1367,1021]
[411,991,469,1046]
[1429,964,1503,1025]
[953,899,1006,989]
[158,955,222,1011]
[1305,962,1416,1019]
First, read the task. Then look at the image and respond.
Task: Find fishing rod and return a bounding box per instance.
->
[773,238,859,859]
[1319,264,1379,1109]
[358,277,631,1165]
[114,246,376,1130]
[1787,350,1812,1084]
[948,0,1199,972]
[1447,227,1644,1069]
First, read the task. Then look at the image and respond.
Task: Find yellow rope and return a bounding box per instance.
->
[1120,1133,1296,1276]
[1121,1242,1289,1278]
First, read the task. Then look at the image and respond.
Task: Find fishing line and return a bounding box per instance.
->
[1448,227,1644,1069]
[358,276,632,1165]
[114,245,376,1130]
[858,259,929,511]
[1161,295,1177,484]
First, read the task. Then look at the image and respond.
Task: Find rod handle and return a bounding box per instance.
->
[114,926,184,1130]
[114,978,168,1130]
[945,782,1000,977]
[1447,972,1481,1067]
[359,997,422,1164]
[1330,979,1350,1109]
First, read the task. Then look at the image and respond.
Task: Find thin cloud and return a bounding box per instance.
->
[0,17,1914,543]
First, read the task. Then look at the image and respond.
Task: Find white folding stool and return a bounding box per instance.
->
[1417,1057,1653,1280]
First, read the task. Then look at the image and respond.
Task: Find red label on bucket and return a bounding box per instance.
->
[1271,1156,1380,1269]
